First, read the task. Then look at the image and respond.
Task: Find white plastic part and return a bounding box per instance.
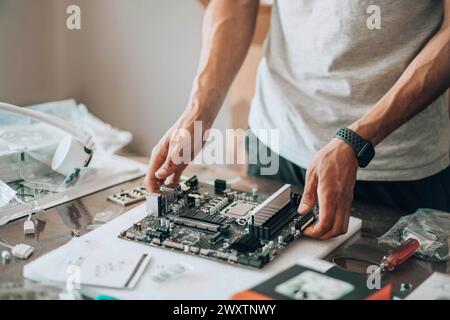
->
[52,135,91,176]
[11,243,34,259]
[24,220,36,235]
[0,179,16,206]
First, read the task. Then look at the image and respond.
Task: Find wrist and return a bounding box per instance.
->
[332,138,359,165]
[348,121,380,146]
[335,128,375,168]
[185,87,222,128]
[348,100,393,146]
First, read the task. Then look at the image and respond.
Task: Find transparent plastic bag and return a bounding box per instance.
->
[378,208,450,262]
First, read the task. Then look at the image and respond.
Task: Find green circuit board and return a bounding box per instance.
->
[119,176,316,269]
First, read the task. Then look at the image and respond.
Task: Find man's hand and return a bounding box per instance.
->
[298,138,358,239]
[145,111,207,193]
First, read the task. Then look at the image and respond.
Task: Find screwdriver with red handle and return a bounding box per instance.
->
[379,238,420,272]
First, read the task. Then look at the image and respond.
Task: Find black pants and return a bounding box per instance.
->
[246,131,450,213]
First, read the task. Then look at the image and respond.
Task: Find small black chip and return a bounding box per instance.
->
[214,179,227,193]
[230,234,262,253]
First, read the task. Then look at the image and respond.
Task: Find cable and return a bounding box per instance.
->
[0,239,13,250]
[12,192,39,234]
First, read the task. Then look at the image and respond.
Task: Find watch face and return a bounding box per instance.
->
[357,143,375,168]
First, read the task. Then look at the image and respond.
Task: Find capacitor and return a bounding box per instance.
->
[160,218,165,227]
[194,198,200,208]
[278,235,284,244]
[252,187,258,196]
[268,240,275,249]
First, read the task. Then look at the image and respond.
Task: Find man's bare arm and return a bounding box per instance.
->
[146,0,259,191]
[300,1,450,239]
[189,0,259,126]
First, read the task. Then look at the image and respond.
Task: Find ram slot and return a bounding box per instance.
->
[251,184,291,226]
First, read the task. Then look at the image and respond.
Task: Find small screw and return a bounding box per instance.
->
[400,282,413,294]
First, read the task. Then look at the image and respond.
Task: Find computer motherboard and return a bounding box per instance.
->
[119,176,317,269]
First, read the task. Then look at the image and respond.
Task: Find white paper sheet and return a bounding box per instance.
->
[406,272,450,300]
[42,238,151,289]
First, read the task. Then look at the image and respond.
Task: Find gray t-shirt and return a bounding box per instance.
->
[249,0,450,181]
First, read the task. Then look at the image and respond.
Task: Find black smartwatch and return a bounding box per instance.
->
[335,128,375,168]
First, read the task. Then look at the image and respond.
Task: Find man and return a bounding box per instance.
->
[146,0,450,239]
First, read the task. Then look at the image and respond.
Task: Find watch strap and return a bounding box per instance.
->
[335,128,374,168]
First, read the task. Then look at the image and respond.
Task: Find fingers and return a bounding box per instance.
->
[318,203,351,240]
[303,179,337,239]
[316,190,353,240]
[146,138,189,193]
[167,169,184,185]
[146,143,169,192]
[298,170,318,215]
[155,157,177,180]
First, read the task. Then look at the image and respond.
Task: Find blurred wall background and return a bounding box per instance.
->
[0,0,229,156]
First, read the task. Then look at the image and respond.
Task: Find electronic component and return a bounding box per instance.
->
[168,215,227,233]
[230,234,262,252]
[296,211,316,232]
[251,184,291,227]
[11,244,34,260]
[23,220,36,235]
[0,240,34,260]
[108,186,149,207]
[221,202,254,220]
[160,183,179,203]
[179,210,227,226]
[185,175,199,188]
[214,179,227,193]
[119,178,316,269]
[249,188,302,241]
[146,193,168,217]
